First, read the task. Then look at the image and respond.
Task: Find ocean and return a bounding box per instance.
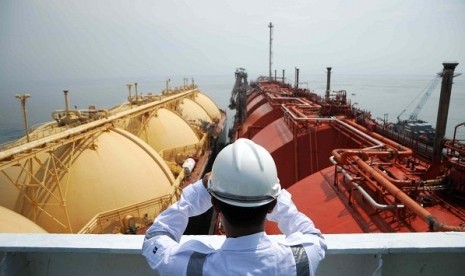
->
[0,73,464,145]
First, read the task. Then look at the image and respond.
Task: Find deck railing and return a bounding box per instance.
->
[78,194,175,234]
[78,170,186,234]
[1,232,464,276]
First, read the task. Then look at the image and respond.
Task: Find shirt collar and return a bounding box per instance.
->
[220,232,271,251]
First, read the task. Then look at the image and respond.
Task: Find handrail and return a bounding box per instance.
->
[159,133,209,162]
[79,169,186,234]
[0,89,198,161]
[78,194,174,234]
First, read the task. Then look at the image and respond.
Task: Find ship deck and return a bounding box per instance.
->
[230,79,465,234]
[267,165,465,234]
[267,166,365,233]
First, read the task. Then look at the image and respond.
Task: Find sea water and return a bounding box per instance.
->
[0,73,464,145]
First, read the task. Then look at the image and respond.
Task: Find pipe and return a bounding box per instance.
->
[280,109,388,161]
[63,90,70,114]
[282,101,451,223]
[283,102,419,186]
[343,119,413,156]
[351,155,465,231]
[331,146,422,188]
[126,84,133,103]
[333,149,410,166]
[15,94,31,143]
[331,121,444,186]
[353,182,404,210]
[282,103,407,166]
[166,79,170,94]
[326,67,332,101]
[452,122,465,145]
[370,166,444,187]
[267,94,317,104]
[432,62,459,164]
[296,68,300,89]
[330,156,404,210]
[268,22,273,80]
[281,111,385,148]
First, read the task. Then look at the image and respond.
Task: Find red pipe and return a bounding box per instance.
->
[343,119,413,156]
[350,155,465,232]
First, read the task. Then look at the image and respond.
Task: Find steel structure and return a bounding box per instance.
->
[0,86,221,233]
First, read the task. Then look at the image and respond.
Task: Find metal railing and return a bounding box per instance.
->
[160,132,209,163]
[79,170,186,234]
[78,194,174,234]
[1,232,465,275]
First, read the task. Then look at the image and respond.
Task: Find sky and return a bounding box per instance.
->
[1,0,464,82]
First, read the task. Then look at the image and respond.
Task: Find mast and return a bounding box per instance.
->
[326,67,332,101]
[295,67,300,89]
[15,94,31,142]
[432,62,459,164]
[268,22,273,80]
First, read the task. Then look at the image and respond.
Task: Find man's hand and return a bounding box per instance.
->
[202,172,211,189]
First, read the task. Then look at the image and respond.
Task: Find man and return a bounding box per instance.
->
[142,138,326,275]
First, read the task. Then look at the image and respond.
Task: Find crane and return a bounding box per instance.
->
[397,73,441,123]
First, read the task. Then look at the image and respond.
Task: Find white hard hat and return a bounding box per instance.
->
[208,138,281,207]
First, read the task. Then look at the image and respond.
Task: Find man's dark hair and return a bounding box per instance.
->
[212,197,275,228]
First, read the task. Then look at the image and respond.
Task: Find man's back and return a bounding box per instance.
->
[203,232,319,275]
[142,180,326,276]
[143,139,326,275]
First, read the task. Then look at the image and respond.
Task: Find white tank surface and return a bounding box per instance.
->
[178,98,213,124]
[138,108,200,153]
[193,92,222,121]
[3,128,175,233]
[0,206,47,233]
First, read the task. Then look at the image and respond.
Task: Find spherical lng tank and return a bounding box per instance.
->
[177,97,213,124]
[138,108,200,153]
[6,128,175,233]
[192,92,222,121]
[0,206,47,233]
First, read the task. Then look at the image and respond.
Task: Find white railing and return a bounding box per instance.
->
[1,232,464,276]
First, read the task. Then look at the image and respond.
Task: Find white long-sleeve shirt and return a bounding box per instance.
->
[142,180,326,275]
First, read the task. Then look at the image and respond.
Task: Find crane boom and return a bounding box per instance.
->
[407,73,441,121]
[397,73,442,122]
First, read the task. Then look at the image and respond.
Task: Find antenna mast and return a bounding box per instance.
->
[268,22,273,80]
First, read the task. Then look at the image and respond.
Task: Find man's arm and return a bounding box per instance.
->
[266,189,323,237]
[144,179,212,242]
[267,189,326,276]
[142,179,212,272]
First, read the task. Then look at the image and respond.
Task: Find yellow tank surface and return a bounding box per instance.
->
[193,92,222,121]
[178,98,213,124]
[139,108,200,153]
[4,128,175,233]
[0,206,47,233]
[0,166,21,210]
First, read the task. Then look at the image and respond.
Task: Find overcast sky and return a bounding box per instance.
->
[1,0,464,82]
